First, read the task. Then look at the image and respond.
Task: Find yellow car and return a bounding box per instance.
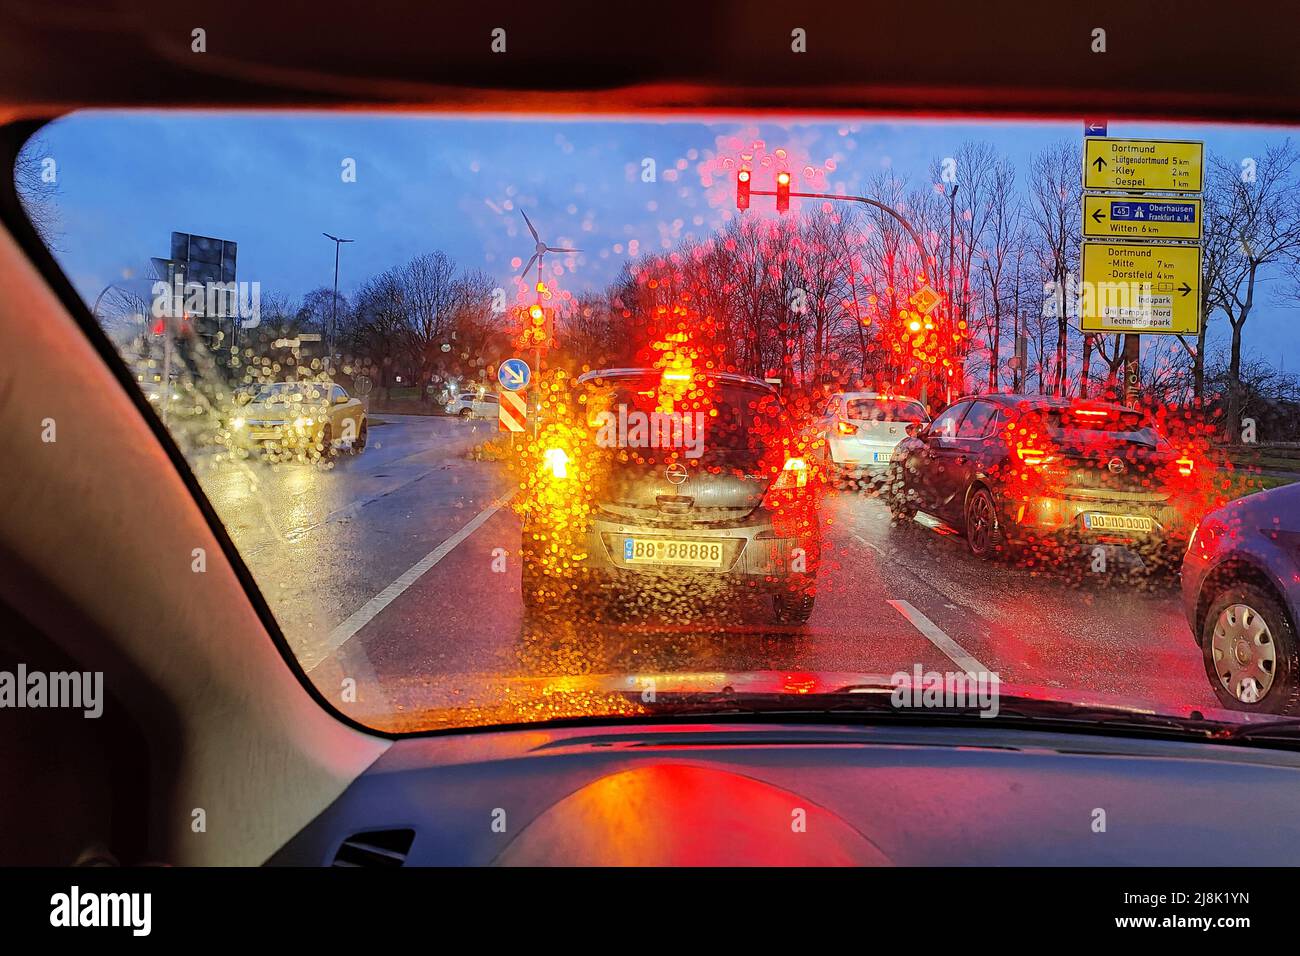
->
[229,382,368,457]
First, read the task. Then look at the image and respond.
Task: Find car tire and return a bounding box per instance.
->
[353,420,368,453]
[320,423,334,457]
[773,591,815,626]
[1201,582,1300,715]
[964,486,1001,560]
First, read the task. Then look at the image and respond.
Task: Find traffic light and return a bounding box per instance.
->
[736,168,751,210]
[525,304,554,348]
[775,170,791,214]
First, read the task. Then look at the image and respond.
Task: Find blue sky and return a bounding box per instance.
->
[32,111,1300,369]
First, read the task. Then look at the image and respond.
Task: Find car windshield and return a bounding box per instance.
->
[848,399,928,422]
[18,112,1300,735]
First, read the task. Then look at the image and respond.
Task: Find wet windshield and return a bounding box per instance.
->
[18,112,1300,734]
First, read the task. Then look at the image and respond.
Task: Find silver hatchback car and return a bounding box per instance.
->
[521,368,822,625]
[813,391,929,486]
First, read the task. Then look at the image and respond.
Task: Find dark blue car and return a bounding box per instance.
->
[1182,481,1300,714]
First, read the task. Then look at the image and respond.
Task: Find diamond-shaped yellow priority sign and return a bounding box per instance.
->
[910,284,942,315]
[1080,242,1202,335]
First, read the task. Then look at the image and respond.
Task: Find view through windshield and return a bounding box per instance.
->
[18,112,1300,733]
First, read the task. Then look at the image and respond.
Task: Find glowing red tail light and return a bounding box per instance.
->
[1016,446,1054,468]
[1176,456,1195,477]
[769,457,808,491]
[835,420,857,436]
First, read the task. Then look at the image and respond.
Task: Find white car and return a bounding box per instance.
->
[446,392,499,419]
[814,391,929,485]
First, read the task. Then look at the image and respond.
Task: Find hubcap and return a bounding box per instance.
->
[969,494,992,553]
[1210,603,1276,703]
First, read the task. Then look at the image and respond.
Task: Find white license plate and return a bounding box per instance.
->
[623,537,725,568]
[1083,513,1153,533]
[872,451,894,463]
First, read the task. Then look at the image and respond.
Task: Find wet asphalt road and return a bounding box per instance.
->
[197,414,1216,724]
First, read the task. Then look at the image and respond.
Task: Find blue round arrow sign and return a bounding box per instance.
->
[498,358,531,391]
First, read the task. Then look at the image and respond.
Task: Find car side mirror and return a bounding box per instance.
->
[335,394,348,405]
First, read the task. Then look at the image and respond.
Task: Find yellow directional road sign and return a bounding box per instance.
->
[1082,195,1202,240]
[1084,138,1204,193]
[1080,242,1202,335]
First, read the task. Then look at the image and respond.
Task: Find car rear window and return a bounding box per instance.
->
[847,399,927,422]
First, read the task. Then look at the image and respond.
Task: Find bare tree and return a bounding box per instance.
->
[1026,141,1082,395]
[13,135,59,248]
[1209,140,1300,439]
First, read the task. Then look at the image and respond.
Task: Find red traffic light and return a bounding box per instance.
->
[736,168,751,210]
[775,170,791,214]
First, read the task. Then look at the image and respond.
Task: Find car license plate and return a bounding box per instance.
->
[623,537,724,568]
[872,451,894,463]
[1082,513,1153,533]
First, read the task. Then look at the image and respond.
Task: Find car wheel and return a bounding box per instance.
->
[320,423,334,457]
[353,421,368,454]
[964,486,1000,559]
[1202,583,1300,715]
[772,591,815,626]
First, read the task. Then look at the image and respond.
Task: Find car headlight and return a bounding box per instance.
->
[293,416,314,430]
[231,417,246,430]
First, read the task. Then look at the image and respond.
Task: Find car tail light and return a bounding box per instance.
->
[1016,446,1054,468]
[836,420,857,436]
[770,457,808,490]
[762,457,810,507]
[1176,456,1194,477]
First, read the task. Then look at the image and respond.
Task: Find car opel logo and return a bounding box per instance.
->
[1107,457,1125,474]
[665,463,689,485]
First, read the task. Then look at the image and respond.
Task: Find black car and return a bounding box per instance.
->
[886,394,1196,563]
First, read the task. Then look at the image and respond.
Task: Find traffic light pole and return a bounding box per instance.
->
[749,187,941,403]
[747,189,932,273]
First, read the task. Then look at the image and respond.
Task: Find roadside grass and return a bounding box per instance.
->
[1219,468,1297,501]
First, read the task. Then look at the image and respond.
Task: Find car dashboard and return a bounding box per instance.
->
[270,720,1300,866]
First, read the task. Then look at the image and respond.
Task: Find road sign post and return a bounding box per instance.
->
[1123,333,1141,406]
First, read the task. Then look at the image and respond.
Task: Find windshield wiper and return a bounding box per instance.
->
[629,686,1248,742]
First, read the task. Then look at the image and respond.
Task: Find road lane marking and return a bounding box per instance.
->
[304,492,514,671]
[887,599,991,674]
[851,531,886,557]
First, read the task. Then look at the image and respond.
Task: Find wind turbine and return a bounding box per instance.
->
[518,209,581,291]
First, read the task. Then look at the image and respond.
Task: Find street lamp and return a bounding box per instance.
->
[322,232,354,356]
